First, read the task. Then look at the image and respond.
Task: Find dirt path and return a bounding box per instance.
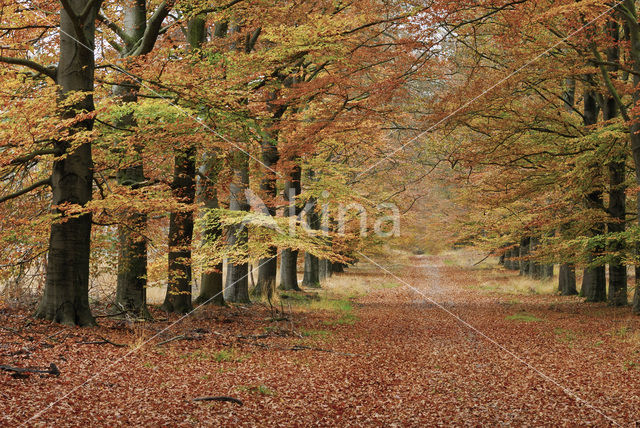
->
[2,254,640,426]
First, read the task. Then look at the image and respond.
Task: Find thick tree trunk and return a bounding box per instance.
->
[529,238,542,279]
[162,17,207,313]
[195,21,228,306]
[279,165,302,291]
[558,264,577,295]
[225,152,251,303]
[504,247,513,270]
[604,22,627,306]
[302,173,320,288]
[113,90,148,317]
[302,252,320,288]
[622,1,640,313]
[162,147,196,313]
[255,129,279,299]
[34,1,102,326]
[113,0,149,318]
[319,258,331,281]
[331,262,345,273]
[580,89,607,301]
[195,155,224,306]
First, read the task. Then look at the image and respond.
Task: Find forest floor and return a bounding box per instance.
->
[2,251,640,427]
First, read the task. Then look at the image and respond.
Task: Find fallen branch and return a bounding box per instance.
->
[192,396,243,405]
[78,335,126,348]
[243,341,360,356]
[0,363,60,377]
[157,334,195,346]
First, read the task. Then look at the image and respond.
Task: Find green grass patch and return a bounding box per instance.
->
[554,328,576,343]
[506,312,544,322]
[300,328,331,337]
[181,348,246,363]
[281,290,359,325]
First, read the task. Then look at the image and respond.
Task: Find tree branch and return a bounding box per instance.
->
[130,1,175,56]
[0,178,51,204]
[0,56,56,80]
[97,13,135,46]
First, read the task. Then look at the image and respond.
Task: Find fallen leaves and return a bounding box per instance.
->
[1,254,639,425]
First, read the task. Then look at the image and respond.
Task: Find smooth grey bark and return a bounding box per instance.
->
[319,258,331,281]
[303,251,320,287]
[224,152,251,303]
[558,264,577,295]
[279,165,302,291]
[581,89,606,302]
[34,1,102,326]
[162,18,205,313]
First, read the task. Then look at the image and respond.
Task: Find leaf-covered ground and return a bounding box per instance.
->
[2,254,640,426]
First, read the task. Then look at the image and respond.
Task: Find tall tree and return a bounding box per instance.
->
[279,164,302,290]
[161,15,205,313]
[580,88,606,302]
[31,0,103,325]
[106,0,174,317]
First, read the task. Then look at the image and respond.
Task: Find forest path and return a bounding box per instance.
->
[3,253,640,426]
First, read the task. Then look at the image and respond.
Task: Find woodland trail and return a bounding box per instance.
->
[2,254,640,426]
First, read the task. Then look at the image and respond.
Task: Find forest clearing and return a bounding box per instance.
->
[4,0,640,426]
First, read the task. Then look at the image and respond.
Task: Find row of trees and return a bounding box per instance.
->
[0,0,457,325]
[431,0,640,313]
[6,0,639,325]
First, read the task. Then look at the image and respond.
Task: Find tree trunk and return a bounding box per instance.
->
[279,165,301,290]
[224,152,251,303]
[195,154,224,306]
[113,0,150,318]
[161,17,205,313]
[195,21,228,306]
[604,21,627,306]
[162,147,196,313]
[519,237,530,276]
[558,264,577,295]
[331,262,345,273]
[255,129,280,299]
[319,258,331,281]
[581,89,606,302]
[34,1,102,326]
[529,238,542,279]
[302,172,320,288]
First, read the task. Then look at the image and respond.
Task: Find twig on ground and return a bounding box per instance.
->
[0,363,60,378]
[157,334,195,346]
[193,396,243,405]
[78,335,126,347]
